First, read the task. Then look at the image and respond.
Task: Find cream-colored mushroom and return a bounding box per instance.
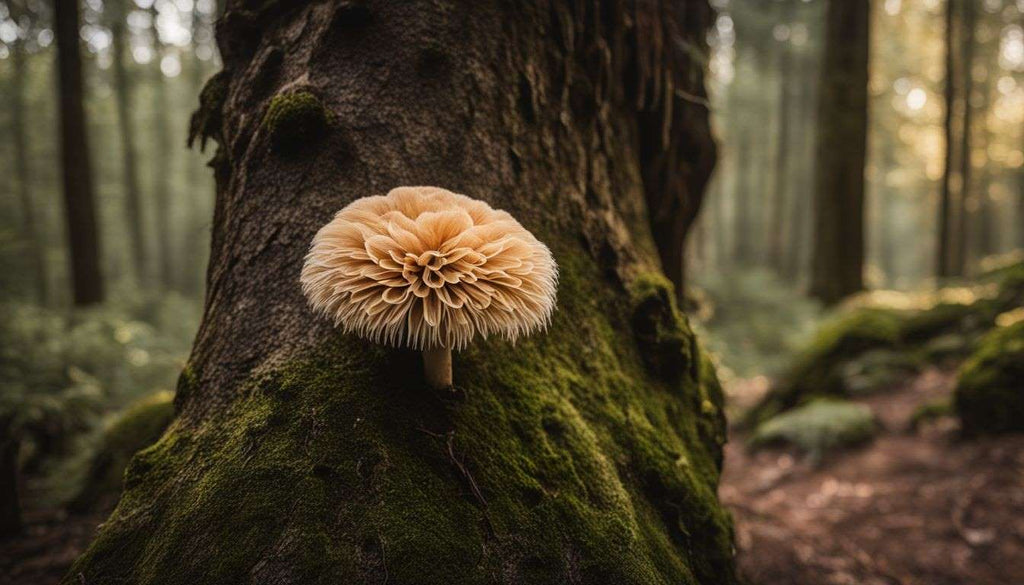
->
[300,186,558,389]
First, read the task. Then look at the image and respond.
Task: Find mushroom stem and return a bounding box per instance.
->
[422,347,453,389]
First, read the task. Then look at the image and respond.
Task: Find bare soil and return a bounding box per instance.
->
[0,494,105,585]
[722,368,1024,585]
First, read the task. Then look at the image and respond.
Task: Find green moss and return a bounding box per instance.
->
[899,302,977,343]
[261,91,331,154]
[749,399,876,462]
[954,321,1024,436]
[68,391,175,513]
[744,308,902,426]
[64,246,737,584]
[908,398,954,432]
[629,272,695,382]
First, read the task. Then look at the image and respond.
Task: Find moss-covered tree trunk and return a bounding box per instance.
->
[65,1,735,583]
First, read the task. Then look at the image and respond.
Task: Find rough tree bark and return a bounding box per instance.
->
[110,0,149,288]
[809,0,869,305]
[55,0,104,305]
[64,1,735,584]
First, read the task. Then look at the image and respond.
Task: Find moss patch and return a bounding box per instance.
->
[743,308,902,426]
[954,321,1024,436]
[68,391,175,513]
[64,245,736,585]
[750,399,876,461]
[908,398,954,432]
[261,91,331,154]
[746,262,1024,427]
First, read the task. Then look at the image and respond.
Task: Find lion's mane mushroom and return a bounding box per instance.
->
[300,186,558,389]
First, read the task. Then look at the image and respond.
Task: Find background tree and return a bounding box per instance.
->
[63,1,736,583]
[150,4,175,290]
[8,0,48,304]
[809,0,870,305]
[108,0,148,288]
[54,0,103,306]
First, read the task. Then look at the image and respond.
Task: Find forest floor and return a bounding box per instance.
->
[0,491,105,585]
[2,369,1022,585]
[722,368,1024,585]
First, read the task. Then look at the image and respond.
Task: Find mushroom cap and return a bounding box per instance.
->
[301,186,558,350]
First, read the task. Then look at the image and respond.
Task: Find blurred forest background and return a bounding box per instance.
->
[1,0,1023,583]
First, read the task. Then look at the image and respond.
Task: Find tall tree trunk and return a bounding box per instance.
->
[938,0,961,279]
[767,3,794,273]
[712,168,729,269]
[953,0,974,275]
[972,40,997,262]
[0,418,21,537]
[809,0,869,305]
[767,26,793,273]
[782,48,812,283]
[110,0,149,288]
[733,129,754,264]
[64,2,735,584]
[151,8,176,290]
[11,36,49,304]
[876,137,897,286]
[55,0,104,306]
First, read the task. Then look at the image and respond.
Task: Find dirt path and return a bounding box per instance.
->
[0,491,106,585]
[721,369,1024,585]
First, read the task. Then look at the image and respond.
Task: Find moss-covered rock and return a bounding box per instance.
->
[743,308,902,426]
[749,399,876,461]
[68,391,175,513]
[954,321,1024,436]
[746,262,1024,426]
[261,91,331,154]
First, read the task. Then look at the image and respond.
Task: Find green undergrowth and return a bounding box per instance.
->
[908,398,954,432]
[65,247,737,584]
[692,268,821,379]
[749,399,877,462]
[0,294,198,472]
[954,320,1024,436]
[744,260,1024,428]
[67,391,176,513]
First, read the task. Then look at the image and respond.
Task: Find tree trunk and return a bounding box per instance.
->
[110,0,149,288]
[11,35,49,305]
[972,38,997,262]
[734,129,754,265]
[55,0,104,306]
[64,2,735,584]
[782,48,813,283]
[953,0,974,275]
[809,0,869,305]
[767,9,793,274]
[876,138,897,286]
[938,0,961,279]
[151,8,176,290]
[0,421,21,538]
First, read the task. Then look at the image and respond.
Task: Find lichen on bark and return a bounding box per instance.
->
[65,1,734,583]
